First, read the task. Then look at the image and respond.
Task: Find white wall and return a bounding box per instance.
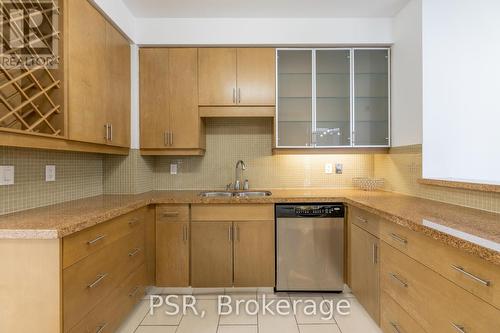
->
[135,18,393,45]
[91,0,136,41]
[422,0,500,184]
[391,0,422,147]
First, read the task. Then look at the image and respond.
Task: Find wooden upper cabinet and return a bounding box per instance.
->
[67,0,107,145]
[105,22,131,147]
[140,48,204,154]
[237,48,276,106]
[198,48,276,107]
[198,48,237,106]
[139,48,170,149]
[67,0,130,148]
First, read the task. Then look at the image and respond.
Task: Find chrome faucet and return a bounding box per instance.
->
[234,160,247,190]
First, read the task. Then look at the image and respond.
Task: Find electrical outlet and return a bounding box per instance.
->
[324,163,333,174]
[45,165,56,182]
[336,163,343,174]
[0,166,15,185]
[170,163,178,175]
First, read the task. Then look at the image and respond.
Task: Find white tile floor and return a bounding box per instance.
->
[117,288,381,333]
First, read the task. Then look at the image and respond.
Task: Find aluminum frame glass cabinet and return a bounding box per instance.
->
[276,48,390,148]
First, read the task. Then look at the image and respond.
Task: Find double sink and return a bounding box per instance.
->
[199,191,272,198]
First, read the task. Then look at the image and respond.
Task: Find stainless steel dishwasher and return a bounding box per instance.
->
[276,204,345,292]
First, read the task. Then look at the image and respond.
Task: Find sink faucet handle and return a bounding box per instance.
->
[234,180,241,190]
[225,183,233,191]
[243,179,249,190]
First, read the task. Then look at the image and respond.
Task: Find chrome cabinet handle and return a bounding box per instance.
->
[170,132,173,146]
[390,273,408,288]
[164,131,168,146]
[238,88,241,103]
[233,225,240,242]
[162,211,179,217]
[228,225,232,242]
[128,248,141,257]
[129,286,140,298]
[95,323,108,333]
[109,124,113,141]
[390,322,402,333]
[372,243,378,264]
[451,323,466,333]
[87,235,106,245]
[104,124,108,140]
[390,233,408,245]
[128,218,140,226]
[232,88,236,103]
[356,216,368,223]
[183,225,188,242]
[87,273,108,289]
[451,265,491,286]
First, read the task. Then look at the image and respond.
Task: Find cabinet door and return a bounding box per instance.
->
[353,49,389,146]
[105,22,130,147]
[156,221,189,287]
[350,223,380,323]
[233,221,275,287]
[198,48,237,106]
[276,49,313,147]
[169,48,202,149]
[191,222,233,287]
[139,48,170,149]
[236,48,276,106]
[315,49,351,147]
[67,0,107,144]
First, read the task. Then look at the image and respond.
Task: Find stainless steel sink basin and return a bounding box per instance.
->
[199,191,234,197]
[199,191,272,197]
[234,191,272,197]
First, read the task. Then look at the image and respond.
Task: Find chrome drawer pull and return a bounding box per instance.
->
[87,235,106,245]
[390,233,408,245]
[128,248,141,257]
[128,218,140,226]
[451,265,491,287]
[162,211,179,217]
[356,216,368,223]
[373,243,378,264]
[451,323,466,333]
[390,273,408,288]
[87,273,108,289]
[95,322,108,333]
[129,286,140,297]
[390,322,402,333]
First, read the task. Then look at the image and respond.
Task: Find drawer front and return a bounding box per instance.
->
[156,204,190,222]
[380,219,500,309]
[191,204,274,221]
[63,226,145,331]
[381,242,500,333]
[349,206,380,237]
[380,291,425,333]
[68,264,147,333]
[63,207,147,268]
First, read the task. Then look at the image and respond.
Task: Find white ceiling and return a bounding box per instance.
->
[122,0,410,18]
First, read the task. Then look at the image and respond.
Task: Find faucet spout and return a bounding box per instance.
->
[234,160,247,190]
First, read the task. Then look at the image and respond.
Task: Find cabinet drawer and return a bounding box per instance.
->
[63,226,145,331]
[68,263,147,333]
[156,204,190,222]
[380,291,425,333]
[380,219,500,309]
[191,204,274,221]
[63,207,147,268]
[381,242,500,333]
[349,206,380,237]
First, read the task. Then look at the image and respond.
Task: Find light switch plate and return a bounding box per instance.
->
[0,166,15,185]
[170,163,178,175]
[45,165,56,182]
[325,163,333,174]
[336,163,343,174]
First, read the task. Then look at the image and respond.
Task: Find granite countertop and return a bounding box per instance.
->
[1,189,499,265]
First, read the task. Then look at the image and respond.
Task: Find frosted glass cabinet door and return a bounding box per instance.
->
[315,50,351,146]
[354,49,389,146]
[277,50,313,147]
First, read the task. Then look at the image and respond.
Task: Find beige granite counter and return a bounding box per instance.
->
[1,189,499,265]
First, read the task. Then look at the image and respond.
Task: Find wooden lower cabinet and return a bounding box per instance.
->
[233,220,275,287]
[350,223,380,323]
[191,222,233,287]
[380,291,425,333]
[156,221,190,287]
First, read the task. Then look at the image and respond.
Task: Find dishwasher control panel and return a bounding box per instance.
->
[276,204,344,218]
